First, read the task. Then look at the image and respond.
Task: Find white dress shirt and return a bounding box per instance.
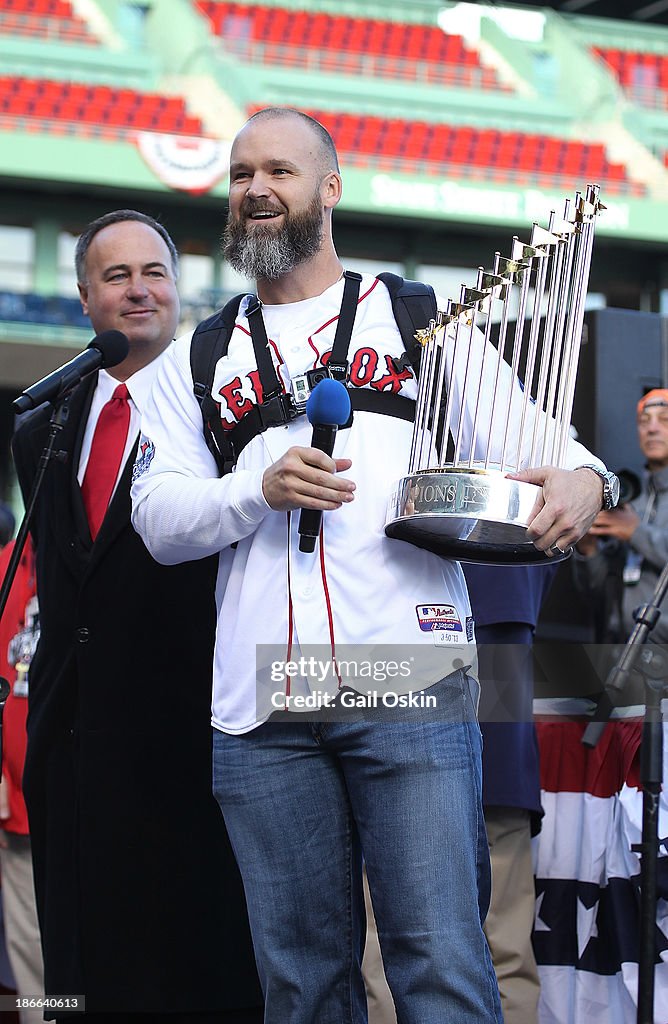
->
[77,359,164,500]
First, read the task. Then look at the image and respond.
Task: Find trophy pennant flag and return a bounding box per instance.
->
[385,183,604,565]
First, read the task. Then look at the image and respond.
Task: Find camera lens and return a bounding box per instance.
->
[307,368,328,388]
[616,468,641,505]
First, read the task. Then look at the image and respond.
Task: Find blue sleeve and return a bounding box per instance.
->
[462,563,558,629]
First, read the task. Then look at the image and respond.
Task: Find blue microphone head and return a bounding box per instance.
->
[305,377,351,426]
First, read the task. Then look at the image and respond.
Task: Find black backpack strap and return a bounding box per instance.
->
[191,273,440,477]
[349,388,414,421]
[376,271,437,375]
[377,271,454,459]
[246,296,283,401]
[190,293,247,475]
[329,270,362,379]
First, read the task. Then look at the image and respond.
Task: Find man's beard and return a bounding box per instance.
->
[223,194,324,280]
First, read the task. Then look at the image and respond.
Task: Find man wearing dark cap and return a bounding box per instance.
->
[575,388,668,644]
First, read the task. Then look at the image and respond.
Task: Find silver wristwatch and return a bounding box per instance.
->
[577,465,620,510]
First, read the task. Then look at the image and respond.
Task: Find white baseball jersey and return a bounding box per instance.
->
[131,274,603,734]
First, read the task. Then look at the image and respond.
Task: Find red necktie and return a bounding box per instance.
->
[81,383,131,540]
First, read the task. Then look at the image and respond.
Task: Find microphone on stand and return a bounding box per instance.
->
[0,677,9,769]
[13,330,129,414]
[298,378,352,553]
[2,332,130,632]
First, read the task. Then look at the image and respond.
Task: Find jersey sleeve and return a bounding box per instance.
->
[131,335,271,565]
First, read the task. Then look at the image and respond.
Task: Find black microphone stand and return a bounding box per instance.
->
[0,395,71,625]
[582,561,668,1024]
[0,677,10,768]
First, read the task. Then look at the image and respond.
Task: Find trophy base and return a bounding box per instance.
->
[385,469,570,565]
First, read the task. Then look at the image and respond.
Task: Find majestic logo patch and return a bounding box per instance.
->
[132,436,156,482]
[416,605,463,633]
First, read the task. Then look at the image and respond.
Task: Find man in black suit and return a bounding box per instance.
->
[12,210,262,1023]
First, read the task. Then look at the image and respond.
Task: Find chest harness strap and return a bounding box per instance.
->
[194,271,427,476]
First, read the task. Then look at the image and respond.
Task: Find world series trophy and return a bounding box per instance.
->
[385,183,604,564]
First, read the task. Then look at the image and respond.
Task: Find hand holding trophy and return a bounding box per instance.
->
[385,184,605,564]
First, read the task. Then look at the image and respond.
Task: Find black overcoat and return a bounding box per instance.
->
[12,377,262,1015]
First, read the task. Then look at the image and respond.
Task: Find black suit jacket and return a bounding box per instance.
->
[12,376,262,1014]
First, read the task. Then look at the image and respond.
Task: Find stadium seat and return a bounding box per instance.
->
[0,0,97,44]
[592,44,668,108]
[0,75,205,139]
[277,106,640,194]
[195,2,508,91]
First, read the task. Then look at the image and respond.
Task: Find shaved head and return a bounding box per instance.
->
[244,108,339,175]
[226,106,344,294]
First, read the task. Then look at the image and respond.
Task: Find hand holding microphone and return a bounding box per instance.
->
[298,378,352,553]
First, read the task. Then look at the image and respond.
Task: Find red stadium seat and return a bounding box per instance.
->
[0,0,98,42]
[194,3,505,90]
[276,104,640,192]
[0,75,204,139]
[593,44,668,107]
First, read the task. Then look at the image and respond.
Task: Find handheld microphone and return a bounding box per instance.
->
[298,378,352,553]
[13,330,129,414]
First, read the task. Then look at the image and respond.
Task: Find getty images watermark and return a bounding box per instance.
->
[269,654,429,710]
[254,642,650,723]
[256,644,477,722]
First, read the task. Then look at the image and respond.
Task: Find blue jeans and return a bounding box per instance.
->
[212,670,503,1024]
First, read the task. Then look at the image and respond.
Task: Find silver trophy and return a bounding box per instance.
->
[385,184,604,564]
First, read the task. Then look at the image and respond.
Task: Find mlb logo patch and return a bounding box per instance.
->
[416,605,463,633]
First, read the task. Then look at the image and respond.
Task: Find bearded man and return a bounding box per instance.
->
[132,107,612,1024]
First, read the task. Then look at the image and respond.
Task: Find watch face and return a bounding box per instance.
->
[609,474,620,507]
